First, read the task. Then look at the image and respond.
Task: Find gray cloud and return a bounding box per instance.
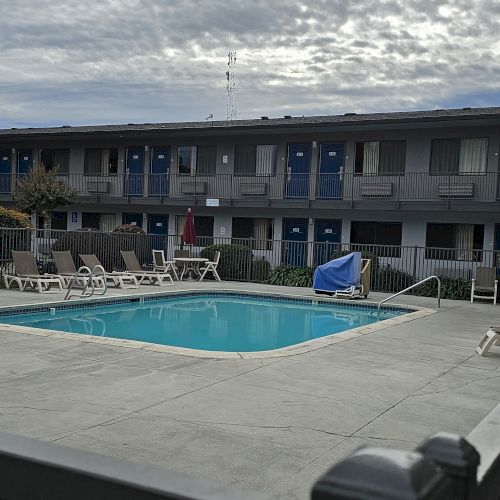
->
[0,0,499,127]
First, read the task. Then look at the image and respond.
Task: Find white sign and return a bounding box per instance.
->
[220,227,226,235]
[132,154,139,160]
[329,151,337,157]
[325,229,333,234]
[296,152,304,157]
[158,154,165,159]
[222,155,228,164]
[23,156,28,160]
[131,222,137,225]
[292,227,300,233]
[206,198,220,207]
[2,156,7,161]
[156,222,163,227]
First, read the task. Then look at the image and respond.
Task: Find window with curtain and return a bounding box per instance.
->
[177,146,196,175]
[430,138,488,174]
[425,223,484,260]
[175,215,214,245]
[84,149,103,175]
[234,144,276,176]
[100,213,117,232]
[40,149,70,174]
[232,217,273,250]
[354,141,406,175]
[196,146,217,175]
[350,221,402,257]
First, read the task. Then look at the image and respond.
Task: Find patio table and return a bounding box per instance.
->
[173,257,208,281]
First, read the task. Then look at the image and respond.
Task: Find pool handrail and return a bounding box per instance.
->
[64,265,107,301]
[377,275,441,315]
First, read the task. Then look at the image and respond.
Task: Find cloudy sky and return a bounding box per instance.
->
[0,0,499,128]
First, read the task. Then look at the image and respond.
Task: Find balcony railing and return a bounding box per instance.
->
[1,172,498,202]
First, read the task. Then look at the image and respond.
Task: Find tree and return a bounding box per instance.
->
[13,166,78,228]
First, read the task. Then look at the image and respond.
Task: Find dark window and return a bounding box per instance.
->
[82,212,100,230]
[354,141,406,175]
[178,146,194,175]
[232,217,273,249]
[430,138,488,174]
[108,148,118,174]
[194,216,214,246]
[234,145,256,175]
[350,221,402,257]
[425,223,484,261]
[84,149,102,175]
[51,211,67,230]
[197,146,217,175]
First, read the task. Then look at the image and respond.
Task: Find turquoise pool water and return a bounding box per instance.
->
[0,294,406,352]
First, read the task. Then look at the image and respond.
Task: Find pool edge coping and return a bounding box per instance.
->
[0,287,437,359]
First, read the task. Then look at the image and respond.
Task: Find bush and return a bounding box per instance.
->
[268,265,314,288]
[112,224,146,234]
[200,244,252,280]
[0,206,32,228]
[251,258,271,282]
[376,267,415,293]
[413,276,471,301]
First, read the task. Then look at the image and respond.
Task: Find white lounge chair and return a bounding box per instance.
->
[152,250,179,281]
[199,251,221,282]
[471,267,498,305]
[4,251,63,293]
[476,326,500,356]
[121,250,174,286]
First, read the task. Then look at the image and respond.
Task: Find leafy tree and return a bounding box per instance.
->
[13,166,77,228]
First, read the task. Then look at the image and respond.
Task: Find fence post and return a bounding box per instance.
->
[311,446,453,499]
[246,237,254,282]
[412,245,418,280]
[417,433,480,500]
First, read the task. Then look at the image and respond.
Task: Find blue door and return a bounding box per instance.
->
[148,214,169,250]
[150,147,170,197]
[315,219,341,265]
[123,213,143,228]
[285,143,310,198]
[283,218,308,266]
[318,143,344,199]
[17,149,32,177]
[126,148,144,196]
[0,150,11,193]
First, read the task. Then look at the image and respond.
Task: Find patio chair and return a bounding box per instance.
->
[52,250,105,289]
[80,254,139,289]
[152,250,179,281]
[4,251,63,293]
[476,326,500,356]
[471,267,497,305]
[120,250,174,286]
[198,251,221,282]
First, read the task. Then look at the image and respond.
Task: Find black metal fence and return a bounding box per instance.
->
[0,227,496,294]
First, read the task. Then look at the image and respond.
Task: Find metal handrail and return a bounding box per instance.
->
[377,275,441,315]
[64,265,107,301]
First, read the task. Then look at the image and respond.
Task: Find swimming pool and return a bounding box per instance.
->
[0,292,411,353]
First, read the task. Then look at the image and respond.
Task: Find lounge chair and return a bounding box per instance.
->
[120,250,174,286]
[80,254,139,289]
[476,326,500,356]
[52,250,105,289]
[471,267,498,305]
[199,251,221,282]
[4,251,63,293]
[152,250,179,281]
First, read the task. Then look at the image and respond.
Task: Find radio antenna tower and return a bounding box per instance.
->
[226,32,237,121]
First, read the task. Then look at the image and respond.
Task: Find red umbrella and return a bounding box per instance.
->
[182,208,196,246]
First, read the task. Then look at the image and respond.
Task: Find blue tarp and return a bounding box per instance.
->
[313,252,361,292]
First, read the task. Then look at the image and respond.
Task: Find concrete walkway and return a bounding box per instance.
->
[0,282,499,499]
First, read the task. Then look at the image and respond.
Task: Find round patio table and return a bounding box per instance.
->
[173,257,208,281]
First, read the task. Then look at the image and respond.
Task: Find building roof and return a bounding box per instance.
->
[1,106,500,138]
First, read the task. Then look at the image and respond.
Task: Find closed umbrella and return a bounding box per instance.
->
[182,208,196,253]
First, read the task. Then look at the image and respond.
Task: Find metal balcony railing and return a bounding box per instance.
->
[1,171,498,202]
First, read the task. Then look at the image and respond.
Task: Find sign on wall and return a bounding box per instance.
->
[71,212,78,224]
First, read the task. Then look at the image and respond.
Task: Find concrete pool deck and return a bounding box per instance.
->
[0,282,499,499]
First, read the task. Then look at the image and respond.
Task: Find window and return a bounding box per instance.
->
[234,144,277,176]
[430,138,488,174]
[176,214,214,245]
[354,141,406,175]
[81,213,116,232]
[350,221,402,257]
[232,218,274,249]
[84,148,118,175]
[196,145,217,175]
[37,211,67,230]
[40,149,70,174]
[426,223,484,261]
[178,146,196,175]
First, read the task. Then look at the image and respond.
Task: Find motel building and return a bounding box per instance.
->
[0,106,499,274]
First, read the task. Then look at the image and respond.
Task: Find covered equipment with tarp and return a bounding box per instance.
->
[313,252,370,298]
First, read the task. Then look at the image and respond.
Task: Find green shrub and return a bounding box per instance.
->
[376,267,415,293]
[0,206,32,228]
[251,258,271,282]
[112,224,146,234]
[0,206,32,266]
[268,265,314,288]
[412,276,471,301]
[200,244,252,280]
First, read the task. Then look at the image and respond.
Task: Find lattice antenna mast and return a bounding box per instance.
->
[226,33,237,121]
